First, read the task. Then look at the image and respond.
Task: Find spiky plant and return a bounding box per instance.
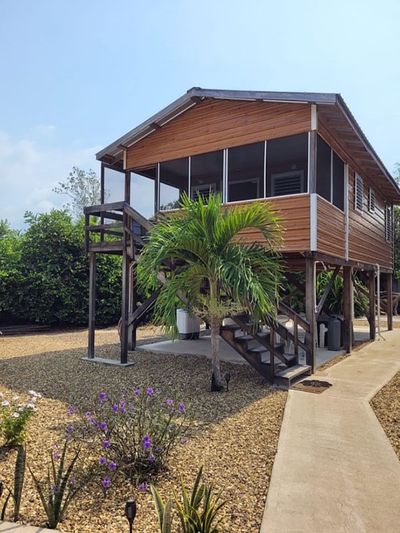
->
[137,193,282,390]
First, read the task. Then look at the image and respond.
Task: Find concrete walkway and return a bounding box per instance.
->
[261,330,400,533]
[0,523,56,532]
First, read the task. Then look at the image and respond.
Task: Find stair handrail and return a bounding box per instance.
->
[278,301,310,333]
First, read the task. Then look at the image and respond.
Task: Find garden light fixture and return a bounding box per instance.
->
[225,372,231,392]
[125,498,137,533]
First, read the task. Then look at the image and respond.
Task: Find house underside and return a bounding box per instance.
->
[83,89,400,384]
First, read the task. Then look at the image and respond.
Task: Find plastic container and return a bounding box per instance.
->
[176,309,200,340]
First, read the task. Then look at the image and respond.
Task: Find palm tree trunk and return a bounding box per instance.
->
[210,315,223,391]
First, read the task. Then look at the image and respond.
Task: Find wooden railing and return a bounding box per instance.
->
[277,301,310,359]
[84,202,153,255]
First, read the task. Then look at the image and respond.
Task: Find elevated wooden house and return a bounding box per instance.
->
[84,88,400,383]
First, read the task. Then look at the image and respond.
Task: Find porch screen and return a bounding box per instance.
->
[159,158,189,211]
[227,142,264,202]
[191,150,223,202]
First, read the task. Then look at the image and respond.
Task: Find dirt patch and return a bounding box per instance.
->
[292,379,332,394]
[0,326,287,532]
[371,371,400,461]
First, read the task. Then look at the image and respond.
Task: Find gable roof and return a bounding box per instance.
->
[97,87,400,202]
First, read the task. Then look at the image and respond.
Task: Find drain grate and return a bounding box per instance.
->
[292,379,332,394]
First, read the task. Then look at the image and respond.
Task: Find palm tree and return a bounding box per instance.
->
[137,194,282,391]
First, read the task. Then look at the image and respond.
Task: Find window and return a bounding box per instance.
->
[227,142,264,202]
[355,174,363,211]
[103,167,125,203]
[266,134,308,196]
[368,188,376,213]
[159,158,189,211]
[271,171,304,196]
[316,136,331,201]
[191,150,223,202]
[385,206,393,242]
[131,167,156,219]
[332,153,344,211]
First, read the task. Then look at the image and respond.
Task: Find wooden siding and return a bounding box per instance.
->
[348,168,392,269]
[317,196,346,258]
[126,99,311,168]
[232,194,310,253]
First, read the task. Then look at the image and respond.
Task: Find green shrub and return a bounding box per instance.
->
[0,391,40,446]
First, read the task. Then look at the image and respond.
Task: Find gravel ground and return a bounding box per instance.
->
[371,371,400,461]
[0,326,287,532]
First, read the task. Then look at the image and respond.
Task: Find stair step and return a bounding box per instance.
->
[235,335,254,343]
[275,364,311,387]
[221,324,241,332]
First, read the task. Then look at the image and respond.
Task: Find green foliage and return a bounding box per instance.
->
[0,391,40,446]
[87,388,189,485]
[150,468,225,533]
[316,271,368,318]
[0,445,26,522]
[0,210,121,326]
[150,485,173,532]
[138,194,282,335]
[29,437,88,529]
[53,166,100,220]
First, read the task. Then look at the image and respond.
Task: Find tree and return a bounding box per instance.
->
[53,167,100,220]
[137,194,282,391]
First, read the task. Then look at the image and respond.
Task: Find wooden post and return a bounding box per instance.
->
[305,257,316,372]
[88,252,96,358]
[125,171,131,204]
[128,262,137,351]
[343,266,353,352]
[100,164,105,242]
[387,272,393,331]
[120,249,130,364]
[368,270,376,340]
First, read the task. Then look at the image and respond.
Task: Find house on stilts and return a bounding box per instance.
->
[84,88,400,385]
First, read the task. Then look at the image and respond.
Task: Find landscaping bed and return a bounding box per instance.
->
[0,327,287,532]
[371,370,400,460]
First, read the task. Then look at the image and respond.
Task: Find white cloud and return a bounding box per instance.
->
[0,130,101,228]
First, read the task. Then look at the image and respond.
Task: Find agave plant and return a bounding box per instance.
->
[138,193,282,390]
[150,467,225,533]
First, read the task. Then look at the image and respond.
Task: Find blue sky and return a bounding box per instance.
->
[1,0,399,227]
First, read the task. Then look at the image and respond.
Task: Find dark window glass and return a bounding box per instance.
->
[191,150,223,202]
[332,153,344,211]
[267,134,308,196]
[227,142,264,202]
[159,158,189,210]
[316,135,331,201]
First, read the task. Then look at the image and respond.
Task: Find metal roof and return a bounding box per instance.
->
[96,87,400,201]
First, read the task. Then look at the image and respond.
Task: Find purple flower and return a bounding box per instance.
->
[134,388,141,397]
[99,456,107,466]
[85,411,92,420]
[166,399,174,407]
[148,453,156,464]
[52,452,61,461]
[178,402,186,414]
[102,477,111,490]
[67,405,76,416]
[52,485,60,494]
[146,387,154,397]
[100,421,108,432]
[99,391,107,403]
[180,437,188,445]
[69,476,77,487]
[112,404,119,413]
[66,423,73,434]
[108,461,117,472]
[102,439,111,450]
[138,482,148,493]
[142,435,152,450]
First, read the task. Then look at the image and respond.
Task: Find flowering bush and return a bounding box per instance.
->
[82,388,190,486]
[0,391,40,446]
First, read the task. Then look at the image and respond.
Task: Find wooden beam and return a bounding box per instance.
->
[125,171,131,203]
[305,257,316,372]
[88,252,96,358]
[315,266,340,319]
[343,266,353,352]
[368,270,376,340]
[387,272,393,331]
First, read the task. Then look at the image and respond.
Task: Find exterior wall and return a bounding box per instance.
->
[316,196,346,258]
[232,194,311,253]
[126,99,311,168]
[347,168,392,269]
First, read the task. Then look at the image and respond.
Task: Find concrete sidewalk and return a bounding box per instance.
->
[261,330,400,533]
[0,523,57,532]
